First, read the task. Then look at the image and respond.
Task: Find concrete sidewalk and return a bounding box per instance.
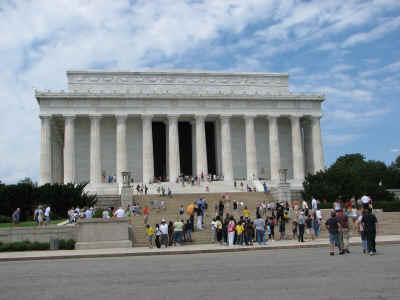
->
[1,235,399,262]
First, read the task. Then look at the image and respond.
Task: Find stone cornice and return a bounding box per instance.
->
[35,90,325,101]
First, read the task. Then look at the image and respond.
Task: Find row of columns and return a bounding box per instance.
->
[38,114,324,186]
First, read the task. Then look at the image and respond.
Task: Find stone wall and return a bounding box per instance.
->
[0,226,77,243]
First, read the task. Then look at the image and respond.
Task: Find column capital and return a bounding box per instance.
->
[89,114,103,120]
[141,114,153,121]
[289,114,303,122]
[243,114,257,121]
[220,114,232,120]
[39,114,52,120]
[63,114,76,120]
[115,114,128,122]
[167,114,180,121]
[266,114,280,121]
[194,114,207,121]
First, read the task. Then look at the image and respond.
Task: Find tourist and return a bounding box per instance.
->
[215,216,223,244]
[211,218,217,243]
[146,224,155,248]
[160,219,169,248]
[351,205,359,231]
[85,207,93,219]
[185,219,193,242]
[325,211,340,256]
[313,212,320,238]
[269,217,276,241]
[316,208,322,222]
[333,199,341,212]
[305,214,313,240]
[12,208,20,226]
[311,196,318,213]
[227,216,236,246]
[292,219,298,240]
[168,221,174,246]
[279,218,286,240]
[196,204,203,231]
[145,185,148,195]
[143,206,149,224]
[298,211,305,243]
[155,224,161,248]
[44,206,51,225]
[173,219,184,246]
[161,200,166,210]
[236,221,244,245]
[245,220,254,245]
[337,209,350,254]
[102,208,110,219]
[114,207,126,218]
[357,210,368,254]
[254,214,266,245]
[155,200,159,210]
[34,206,44,226]
[243,206,250,219]
[362,207,378,255]
[149,199,154,209]
[167,187,172,198]
[218,200,224,218]
[179,205,184,216]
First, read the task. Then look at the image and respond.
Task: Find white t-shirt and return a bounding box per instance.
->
[102,210,110,219]
[361,195,370,204]
[316,209,322,220]
[85,209,93,218]
[114,208,126,218]
[45,207,51,217]
[160,223,168,234]
[311,199,317,209]
[211,221,216,230]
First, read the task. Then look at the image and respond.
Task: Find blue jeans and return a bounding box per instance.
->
[256,230,266,245]
[174,231,182,244]
[313,224,320,237]
[237,234,243,245]
[329,233,339,246]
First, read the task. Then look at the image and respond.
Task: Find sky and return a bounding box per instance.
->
[0,0,399,184]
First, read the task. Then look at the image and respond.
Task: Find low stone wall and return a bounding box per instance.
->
[76,217,132,249]
[0,226,77,243]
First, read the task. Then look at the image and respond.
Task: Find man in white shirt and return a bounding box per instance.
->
[114,207,126,218]
[159,219,169,248]
[311,197,318,212]
[44,206,51,225]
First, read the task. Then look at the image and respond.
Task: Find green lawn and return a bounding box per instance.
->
[0,220,65,228]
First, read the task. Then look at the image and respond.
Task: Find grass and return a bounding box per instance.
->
[0,219,65,228]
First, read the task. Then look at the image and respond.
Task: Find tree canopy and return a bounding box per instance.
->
[302,154,400,202]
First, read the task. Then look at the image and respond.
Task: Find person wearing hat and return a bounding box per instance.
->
[159,219,169,248]
[297,211,305,242]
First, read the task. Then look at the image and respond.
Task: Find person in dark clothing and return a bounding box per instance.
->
[218,201,224,218]
[362,208,378,255]
[325,211,340,256]
[223,214,230,245]
[168,221,174,246]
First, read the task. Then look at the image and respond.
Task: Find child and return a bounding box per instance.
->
[292,220,298,240]
[146,224,155,248]
[155,224,161,248]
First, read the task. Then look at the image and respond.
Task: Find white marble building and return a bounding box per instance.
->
[35,70,325,194]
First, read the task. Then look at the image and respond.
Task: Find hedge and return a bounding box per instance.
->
[0,215,12,223]
[373,201,400,212]
[0,239,76,252]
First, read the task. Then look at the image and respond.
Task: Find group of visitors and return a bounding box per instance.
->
[325,195,377,256]
[33,205,51,226]
[146,218,193,248]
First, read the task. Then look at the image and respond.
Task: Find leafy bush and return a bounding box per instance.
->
[373,201,400,212]
[0,239,75,252]
[92,209,103,219]
[59,239,76,250]
[0,215,12,223]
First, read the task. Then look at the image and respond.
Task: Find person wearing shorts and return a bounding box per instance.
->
[325,211,340,256]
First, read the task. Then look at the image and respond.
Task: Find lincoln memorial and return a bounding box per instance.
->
[35,70,325,194]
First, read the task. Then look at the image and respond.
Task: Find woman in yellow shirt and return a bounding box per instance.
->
[243,206,250,219]
[146,224,155,248]
[236,222,244,245]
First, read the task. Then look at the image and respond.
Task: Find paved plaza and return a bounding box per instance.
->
[0,245,399,300]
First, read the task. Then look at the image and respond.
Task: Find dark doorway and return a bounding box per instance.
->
[205,122,216,175]
[178,122,192,176]
[152,122,166,179]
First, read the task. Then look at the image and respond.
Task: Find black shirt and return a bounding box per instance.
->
[362,213,377,232]
[325,217,339,234]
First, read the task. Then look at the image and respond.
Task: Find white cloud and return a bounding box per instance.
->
[342,16,400,47]
[325,134,359,145]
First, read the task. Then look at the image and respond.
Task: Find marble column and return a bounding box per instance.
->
[302,119,314,175]
[220,115,233,181]
[90,115,102,185]
[244,115,257,181]
[39,115,52,185]
[195,115,208,178]
[191,121,196,176]
[168,115,180,182]
[142,114,154,184]
[267,115,280,183]
[116,114,128,184]
[290,115,305,182]
[63,115,76,184]
[214,119,222,176]
[311,116,324,173]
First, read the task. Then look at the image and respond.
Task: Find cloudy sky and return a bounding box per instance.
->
[1,0,399,184]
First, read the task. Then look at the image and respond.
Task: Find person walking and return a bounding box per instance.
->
[357,210,368,254]
[146,224,155,248]
[325,211,340,256]
[337,209,350,254]
[362,207,378,255]
[155,224,161,248]
[215,216,223,244]
[12,208,20,226]
[312,212,320,239]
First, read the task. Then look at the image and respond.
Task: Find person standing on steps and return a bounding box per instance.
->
[159,219,169,248]
[227,216,236,246]
[155,224,161,248]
